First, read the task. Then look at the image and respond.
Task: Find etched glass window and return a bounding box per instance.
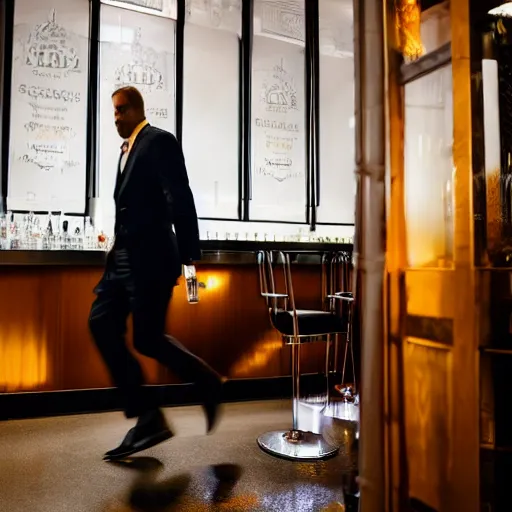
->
[182,0,241,219]
[250,0,307,222]
[316,0,355,224]
[97,4,176,235]
[100,0,177,20]
[7,0,90,213]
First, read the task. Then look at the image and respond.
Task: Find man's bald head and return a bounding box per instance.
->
[112,86,146,139]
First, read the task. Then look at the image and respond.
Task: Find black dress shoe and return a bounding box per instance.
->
[201,374,225,434]
[104,410,174,461]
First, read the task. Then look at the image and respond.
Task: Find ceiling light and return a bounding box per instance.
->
[489,2,512,17]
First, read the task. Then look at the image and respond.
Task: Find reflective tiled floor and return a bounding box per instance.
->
[0,400,356,512]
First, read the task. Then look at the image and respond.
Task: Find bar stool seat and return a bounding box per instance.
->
[271,309,344,337]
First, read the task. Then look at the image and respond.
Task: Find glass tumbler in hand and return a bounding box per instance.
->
[183,264,199,304]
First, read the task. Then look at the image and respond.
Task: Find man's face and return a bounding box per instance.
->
[112,92,140,139]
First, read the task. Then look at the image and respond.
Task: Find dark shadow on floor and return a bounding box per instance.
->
[128,472,192,511]
[111,459,244,512]
[210,463,244,503]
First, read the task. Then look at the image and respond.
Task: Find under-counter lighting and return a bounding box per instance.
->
[489,3,512,16]
[0,332,47,391]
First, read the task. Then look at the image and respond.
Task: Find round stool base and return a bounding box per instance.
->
[257,430,339,461]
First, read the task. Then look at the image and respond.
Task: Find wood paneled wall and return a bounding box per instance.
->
[0,264,328,393]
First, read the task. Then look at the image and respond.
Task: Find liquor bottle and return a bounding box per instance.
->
[61,220,69,250]
[9,212,19,250]
[0,213,6,250]
[51,213,62,251]
[84,216,95,250]
[32,216,43,250]
[43,213,53,251]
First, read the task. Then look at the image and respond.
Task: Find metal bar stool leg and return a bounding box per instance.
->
[292,341,300,430]
[256,340,339,461]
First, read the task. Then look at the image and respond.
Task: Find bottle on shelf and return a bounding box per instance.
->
[61,220,70,250]
[0,213,7,250]
[32,215,43,250]
[73,224,83,250]
[84,216,97,250]
[50,213,62,251]
[9,212,20,250]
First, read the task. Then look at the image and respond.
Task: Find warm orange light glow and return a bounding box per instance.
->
[205,275,221,290]
[230,337,282,377]
[486,170,502,252]
[0,327,48,391]
[197,271,230,293]
[178,494,260,511]
[103,493,260,512]
[321,503,346,512]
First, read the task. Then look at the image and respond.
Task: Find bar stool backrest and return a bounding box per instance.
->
[257,250,300,339]
[322,251,353,324]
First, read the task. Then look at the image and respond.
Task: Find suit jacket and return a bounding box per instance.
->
[112,124,201,280]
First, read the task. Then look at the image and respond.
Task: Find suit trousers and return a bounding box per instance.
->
[88,248,211,418]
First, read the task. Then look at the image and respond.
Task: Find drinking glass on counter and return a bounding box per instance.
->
[183,264,199,304]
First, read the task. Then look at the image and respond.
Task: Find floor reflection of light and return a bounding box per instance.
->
[323,401,360,423]
[295,462,330,479]
[104,492,260,511]
[320,502,346,511]
[179,494,260,511]
[297,400,324,434]
[259,485,344,512]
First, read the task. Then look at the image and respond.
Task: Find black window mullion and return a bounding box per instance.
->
[238,36,243,220]
[0,0,14,214]
[241,0,253,221]
[86,0,100,213]
[305,0,319,228]
[312,0,320,224]
[305,2,311,226]
[175,0,185,143]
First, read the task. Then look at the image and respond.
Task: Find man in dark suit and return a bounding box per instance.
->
[89,86,223,461]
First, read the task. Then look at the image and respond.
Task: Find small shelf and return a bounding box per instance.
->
[480,347,512,356]
[481,444,512,454]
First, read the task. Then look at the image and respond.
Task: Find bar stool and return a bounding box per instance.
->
[321,265,359,456]
[256,250,347,461]
[323,251,353,379]
[322,250,358,401]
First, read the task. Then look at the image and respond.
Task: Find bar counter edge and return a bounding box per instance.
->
[0,241,353,266]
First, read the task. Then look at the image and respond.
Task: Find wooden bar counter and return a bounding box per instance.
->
[0,241,351,419]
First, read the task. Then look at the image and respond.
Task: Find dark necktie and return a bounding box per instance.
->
[115,141,129,197]
[119,141,129,173]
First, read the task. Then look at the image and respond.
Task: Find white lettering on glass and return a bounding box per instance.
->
[98,4,176,235]
[8,0,89,213]
[250,31,306,222]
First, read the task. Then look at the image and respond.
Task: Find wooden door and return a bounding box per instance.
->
[385,0,479,510]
